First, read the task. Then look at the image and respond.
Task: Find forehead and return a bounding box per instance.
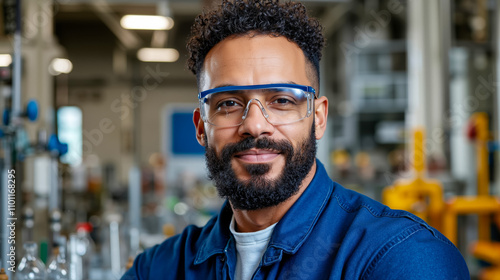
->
[200,35,310,91]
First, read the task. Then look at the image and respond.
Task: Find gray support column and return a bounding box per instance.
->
[23,0,63,139]
[407,0,448,171]
[21,0,64,254]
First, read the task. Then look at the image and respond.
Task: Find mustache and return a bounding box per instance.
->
[220,137,294,160]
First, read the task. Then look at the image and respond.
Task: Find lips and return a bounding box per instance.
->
[234,149,280,163]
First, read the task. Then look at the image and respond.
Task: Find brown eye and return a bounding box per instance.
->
[273,98,294,105]
[218,100,239,108]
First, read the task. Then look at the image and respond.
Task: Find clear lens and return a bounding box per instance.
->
[200,87,313,127]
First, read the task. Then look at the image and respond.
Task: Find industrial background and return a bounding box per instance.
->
[0,0,499,279]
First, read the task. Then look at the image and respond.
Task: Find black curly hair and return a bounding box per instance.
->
[186,0,325,91]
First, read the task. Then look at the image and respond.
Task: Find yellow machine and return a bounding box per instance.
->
[383,113,500,280]
[382,128,444,231]
[441,113,500,280]
[442,113,500,244]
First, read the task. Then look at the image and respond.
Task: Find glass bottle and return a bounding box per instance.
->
[16,242,46,280]
[46,245,69,280]
[74,223,95,280]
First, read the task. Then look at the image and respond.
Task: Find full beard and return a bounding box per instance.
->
[204,124,317,211]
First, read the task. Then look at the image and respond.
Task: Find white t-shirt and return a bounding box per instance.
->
[229,217,277,280]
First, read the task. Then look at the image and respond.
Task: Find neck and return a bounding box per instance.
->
[231,162,316,232]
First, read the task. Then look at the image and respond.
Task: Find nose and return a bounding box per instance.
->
[238,99,275,138]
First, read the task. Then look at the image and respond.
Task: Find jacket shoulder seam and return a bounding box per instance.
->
[361,224,424,279]
[361,224,457,279]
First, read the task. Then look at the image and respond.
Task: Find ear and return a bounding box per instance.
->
[193,108,206,146]
[314,96,328,140]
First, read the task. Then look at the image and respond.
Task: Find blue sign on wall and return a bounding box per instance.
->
[171,112,205,156]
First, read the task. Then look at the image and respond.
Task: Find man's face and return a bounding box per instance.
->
[193,34,328,210]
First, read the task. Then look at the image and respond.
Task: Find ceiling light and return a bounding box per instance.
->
[49,58,73,75]
[0,55,12,67]
[120,15,174,30]
[137,48,179,62]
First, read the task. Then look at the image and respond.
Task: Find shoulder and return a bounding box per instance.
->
[120,218,217,280]
[361,226,470,279]
[331,182,433,228]
[327,183,469,279]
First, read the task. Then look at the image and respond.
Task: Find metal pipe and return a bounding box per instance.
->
[110,221,121,278]
[12,0,22,123]
[48,157,59,212]
[1,138,13,279]
[0,155,9,277]
[407,0,447,173]
[128,165,141,257]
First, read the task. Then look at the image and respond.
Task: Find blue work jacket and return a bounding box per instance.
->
[122,160,469,279]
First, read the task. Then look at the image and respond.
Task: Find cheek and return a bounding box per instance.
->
[206,128,235,154]
[277,124,307,146]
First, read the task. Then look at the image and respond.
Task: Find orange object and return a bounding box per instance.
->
[126,256,135,270]
[0,268,8,280]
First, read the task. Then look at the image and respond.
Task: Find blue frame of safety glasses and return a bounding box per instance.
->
[198,83,317,100]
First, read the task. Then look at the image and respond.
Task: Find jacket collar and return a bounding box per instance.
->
[267,160,334,253]
[194,159,334,264]
[194,201,233,264]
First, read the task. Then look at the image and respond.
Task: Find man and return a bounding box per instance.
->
[122,0,469,279]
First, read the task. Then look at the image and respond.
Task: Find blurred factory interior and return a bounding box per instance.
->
[0,0,499,279]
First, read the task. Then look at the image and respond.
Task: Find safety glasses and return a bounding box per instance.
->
[198,83,317,127]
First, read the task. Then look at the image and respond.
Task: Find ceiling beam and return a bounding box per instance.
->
[90,0,143,49]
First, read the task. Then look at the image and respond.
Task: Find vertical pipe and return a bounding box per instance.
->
[439,0,452,126]
[406,0,427,177]
[48,157,60,251]
[69,234,83,280]
[476,113,490,196]
[1,138,12,279]
[0,156,8,277]
[3,1,22,272]
[407,0,426,130]
[110,221,121,278]
[48,157,59,212]
[12,0,22,123]
[407,0,447,174]
[128,165,141,257]
[443,202,458,245]
[439,0,452,165]
[3,1,22,275]
[474,113,490,241]
[413,129,425,177]
[427,0,448,163]
[129,59,142,261]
